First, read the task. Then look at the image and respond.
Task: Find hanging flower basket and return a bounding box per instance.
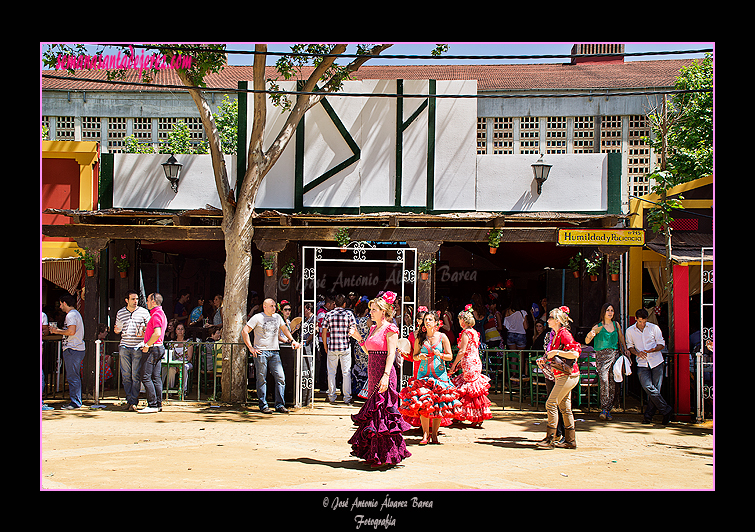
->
[335,228,350,251]
[261,254,275,277]
[487,229,502,254]
[418,258,436,281]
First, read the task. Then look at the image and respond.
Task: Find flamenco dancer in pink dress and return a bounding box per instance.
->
[348,292,412,467]
[450,305,492,427]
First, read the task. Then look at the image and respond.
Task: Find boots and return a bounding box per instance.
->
[555,428,577,449]
[536,427,557,449]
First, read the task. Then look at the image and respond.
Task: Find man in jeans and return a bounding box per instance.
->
[114,290,150,411]
[626,308,673,425]
[321,294,356,405]
[138,293,167,414]
[242,298,300,414]
[49,294,85,410]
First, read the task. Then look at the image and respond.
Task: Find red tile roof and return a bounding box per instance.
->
[42,60,694,93]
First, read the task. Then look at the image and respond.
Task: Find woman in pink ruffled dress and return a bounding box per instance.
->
[348,292,412,467]
[450,305,492,426]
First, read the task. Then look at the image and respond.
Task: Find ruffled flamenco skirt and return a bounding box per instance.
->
[451,372,493,423]
[349,386,412,466]
[398,377,463,421]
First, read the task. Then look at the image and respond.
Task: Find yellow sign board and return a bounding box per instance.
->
[558,228,645,246]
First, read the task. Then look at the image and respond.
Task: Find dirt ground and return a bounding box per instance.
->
[40,392,714,494]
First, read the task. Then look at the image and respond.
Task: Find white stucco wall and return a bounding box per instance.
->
[476,153,607,212]
[113,153,234,210]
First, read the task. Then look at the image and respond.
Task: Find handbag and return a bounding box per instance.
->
[549,355,573,375]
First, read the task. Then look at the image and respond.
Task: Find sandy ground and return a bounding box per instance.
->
[40,392,714,495]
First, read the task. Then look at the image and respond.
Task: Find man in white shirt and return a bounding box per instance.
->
[625,308,673,425]
[49,294,86,410]
[114,290,151,411]
[242,298,300,414]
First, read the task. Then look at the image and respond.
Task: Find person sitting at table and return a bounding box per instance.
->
[166,322,194,394]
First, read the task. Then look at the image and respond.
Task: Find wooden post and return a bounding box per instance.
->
[76,237,109,399]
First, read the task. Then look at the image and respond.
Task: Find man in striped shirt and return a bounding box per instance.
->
[321,294,356,405]
[114,290,150,411]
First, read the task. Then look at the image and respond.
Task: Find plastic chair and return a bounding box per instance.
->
[575,352,600,411]
[528,354,549,409]
[505,350,529,402]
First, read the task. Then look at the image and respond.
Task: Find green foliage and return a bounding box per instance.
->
[418,258,436,273]
[215,95,238,155]
[567,251,582,272]
[584,253,603,276]
[75,247,97,269]
[261,254,275,270]
[487,229,502,248]
[335,227,350,246]
[644,53,713,185]
[281,258,296,278]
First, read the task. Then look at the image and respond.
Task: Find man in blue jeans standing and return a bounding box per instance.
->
[242,298,300,414]
[626,308,673,425]
[114,290,150,411]
[49,294,85,410]
[138,293,167,414]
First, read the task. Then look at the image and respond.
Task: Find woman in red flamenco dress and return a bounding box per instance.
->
[450,305,493,427]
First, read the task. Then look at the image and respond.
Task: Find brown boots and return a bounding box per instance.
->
[555,428,577,449]
[536,427,557,449]
[537,427,577,449]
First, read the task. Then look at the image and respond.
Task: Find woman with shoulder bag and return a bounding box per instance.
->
[585,303,627,421]
[536,306,581,450]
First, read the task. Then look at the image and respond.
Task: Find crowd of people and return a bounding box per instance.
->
[42,285,675,469]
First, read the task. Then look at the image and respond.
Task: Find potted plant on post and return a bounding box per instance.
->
[113,254,130,278]
[568,251,582,278]
[75,247,97,277]
[487,229,502,254]
[335,228,350,251]
[418,258,436,281]
[608,258,620,281]
[281,258,295,286]
[584,253,603,282]
[261,254,275,277]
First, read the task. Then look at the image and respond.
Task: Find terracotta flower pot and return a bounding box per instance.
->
[420,272,429,280]
[490,247,498,254]
[573,271,580,278]
[119,271,127,278]
[265,269,274,277]
[86,269,95,277]
[611,274,619,281]
[589,275,598,282]
[281,277,289,286]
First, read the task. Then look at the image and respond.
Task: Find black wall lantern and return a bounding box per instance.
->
[162,154,182,193]
[531,154,552,194]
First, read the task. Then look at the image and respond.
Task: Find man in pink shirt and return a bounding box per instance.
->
[139,293,167,413]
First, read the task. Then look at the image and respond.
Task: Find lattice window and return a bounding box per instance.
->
[56,116,75,141]
[628,115,652,197]
[477,117,487,154]
[492,117,513,154]
[133,117,152,141]
[81,117,101,141]
[573,116,594,153]
[545,117,566,153]
[184,117,205,144]
[520,116,539,154]
[158,117,205,147]
[108,117,127,153]
[600,115,622,153]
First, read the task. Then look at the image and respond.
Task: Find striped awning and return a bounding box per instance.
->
[42,258,83,295]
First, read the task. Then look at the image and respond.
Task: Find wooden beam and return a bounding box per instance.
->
[43,224,560,243]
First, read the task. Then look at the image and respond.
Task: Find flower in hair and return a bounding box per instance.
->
[418,306,428,312]
[382,291,397,305]
[465,304,473,311]
[559,306,570,314]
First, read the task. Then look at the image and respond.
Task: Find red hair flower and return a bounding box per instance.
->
[382,291,397,305]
